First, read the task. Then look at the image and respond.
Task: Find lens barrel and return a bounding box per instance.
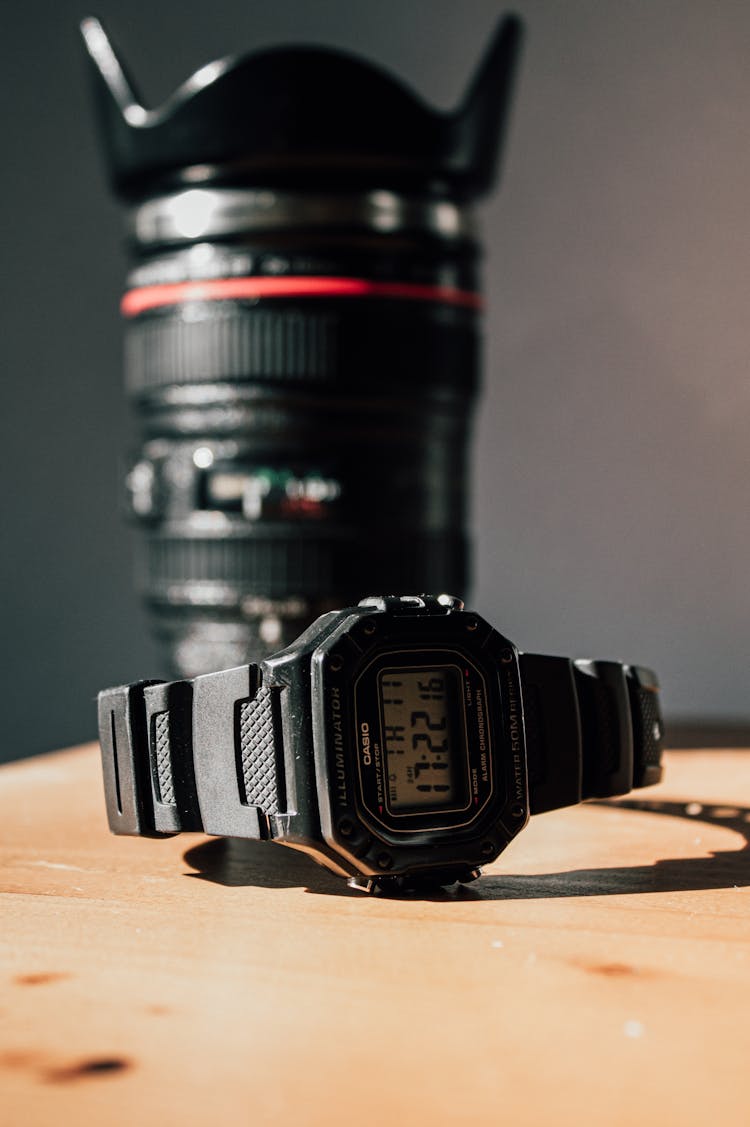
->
[83,17,523,675]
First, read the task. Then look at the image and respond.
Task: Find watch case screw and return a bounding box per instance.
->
[376,852,393,870]
[338,819,354,837]
[500,648,514,663]
[480,841,496,858]
[465,619,478,632]
[510,803,526,819]
[362,621,377,635]
[329,654,343,672]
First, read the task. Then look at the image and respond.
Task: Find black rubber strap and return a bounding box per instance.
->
[98,651,662,835]
[519,654,664,815]
[97,664,285,839]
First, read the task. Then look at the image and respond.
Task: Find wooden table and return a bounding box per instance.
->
[2,746,749,1126]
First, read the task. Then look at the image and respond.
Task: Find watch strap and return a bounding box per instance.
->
[98,665,285,839]
[519,654,664,815]
[99,649,663,835]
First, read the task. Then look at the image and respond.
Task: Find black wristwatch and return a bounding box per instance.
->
[98,594,665,893]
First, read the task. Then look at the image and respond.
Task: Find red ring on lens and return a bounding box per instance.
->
[121,276,483,318]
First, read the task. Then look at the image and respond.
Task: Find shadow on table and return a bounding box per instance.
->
[183,797,750,900]
[183,837,353,896]
[471,798,750,901]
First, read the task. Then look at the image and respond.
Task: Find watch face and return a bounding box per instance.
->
[378,665,465,812]
[311,604,528,882]
[354,648,494,834]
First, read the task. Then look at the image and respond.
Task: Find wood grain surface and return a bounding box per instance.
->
[2,746,749,1127]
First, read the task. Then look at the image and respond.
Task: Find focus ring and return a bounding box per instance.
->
[126,305,338,391]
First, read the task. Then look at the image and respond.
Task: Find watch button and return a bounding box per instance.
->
[437,593,465,611]
[358,594,465,614]
[347,875,376,894]
[358,595,426,610]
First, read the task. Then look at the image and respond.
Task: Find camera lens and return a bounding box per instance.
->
[83,17,523,675]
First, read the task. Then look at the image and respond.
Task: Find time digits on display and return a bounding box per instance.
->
[378,667,459,810]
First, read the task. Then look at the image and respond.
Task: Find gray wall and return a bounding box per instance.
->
[2,0,748,763]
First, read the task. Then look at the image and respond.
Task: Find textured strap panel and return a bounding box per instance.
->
[97,679,177,838]
[143,680,202,834]
[627,670,665,787]
[238,684,280,815]
[631,686,662,767]
[152,711,175,806]
[99,668,285,839]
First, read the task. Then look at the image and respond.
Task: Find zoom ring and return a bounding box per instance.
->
[143,533,468,602]
[125,301,478,394]
[126,305,339,391]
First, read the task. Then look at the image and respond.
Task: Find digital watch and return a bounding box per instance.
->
[98,595,665,892]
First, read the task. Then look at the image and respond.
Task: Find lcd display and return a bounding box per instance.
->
[378,666,462,810]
